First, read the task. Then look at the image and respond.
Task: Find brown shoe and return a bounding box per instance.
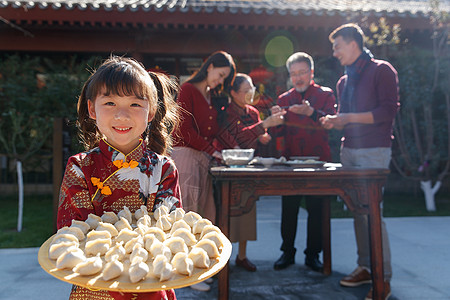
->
[365,281,391,300]
[235,257,257,272]
[340,266,372,287]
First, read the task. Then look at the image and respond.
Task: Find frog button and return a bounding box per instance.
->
[209,106,213,110]
[209,116,213,120]
[207,126,211,130]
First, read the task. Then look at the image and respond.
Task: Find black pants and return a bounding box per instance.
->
[280,195,323,258]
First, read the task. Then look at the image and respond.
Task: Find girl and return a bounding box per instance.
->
[171,50,237,291]
[227,73,286,272]
[57,56,181,300]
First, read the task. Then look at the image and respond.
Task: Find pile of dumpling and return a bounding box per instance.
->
[48,205,225,284]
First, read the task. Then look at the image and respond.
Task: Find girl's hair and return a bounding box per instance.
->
[76,55,180,155]
[229,73,253,94]
[188,51,236,126]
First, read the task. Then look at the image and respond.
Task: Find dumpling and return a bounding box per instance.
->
[158,262,174,282]
[183,211,202,227]
[194,239,220,258]
[114,217,132,232]
[169,219,191,235]
[134,224,150,237]
[149,240,172,260]
[153,205,169,220]
[105,242,126,262]
[171,228,197,247]
[200,224,221,239]
[134,205,148,220]
[101,211,119,224]
[188,247,210,269]
[85,213,102,230]
[143,234,158,252]
[86,230,112,242]
[167,207,185,224]
[129,259,149,283]
[85,238,111,256]
[144,227,166,242]
[117,206,133,224]
[57,226,85,241]
[56,248,86,270]
[96,222,119,237]
[115,228,139,244]
[152,254,168,275]
[192,218,213,235]
[51,233,79,246]
[102,256,124,281]
[73,254,103,275]
[171,252,194,276]
[130,244,148,263]
[155,215,172,232]
[163,237,188,254]
[201,231,223,249]
[136,215,152,228]
[49,241,78,260]
[124,236,144,254]
[70,220,90,235]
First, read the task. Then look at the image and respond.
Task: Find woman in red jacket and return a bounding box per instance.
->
[171,51,236,291]
[226,73,285,272]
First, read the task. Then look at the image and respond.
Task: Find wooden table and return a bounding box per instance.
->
[210,163,389,300]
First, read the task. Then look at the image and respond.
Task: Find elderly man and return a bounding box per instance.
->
[271,52,336,273]
[321,23,400,300]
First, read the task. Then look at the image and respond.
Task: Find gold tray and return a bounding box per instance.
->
[38,233,232,292]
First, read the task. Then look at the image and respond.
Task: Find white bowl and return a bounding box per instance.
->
[222,149,255,166]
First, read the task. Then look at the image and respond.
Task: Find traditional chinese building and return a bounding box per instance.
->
[1,0,444,77]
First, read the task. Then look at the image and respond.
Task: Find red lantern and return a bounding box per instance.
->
[249,65,274,85]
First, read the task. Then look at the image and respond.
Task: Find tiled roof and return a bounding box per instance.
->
[1,0,445,17]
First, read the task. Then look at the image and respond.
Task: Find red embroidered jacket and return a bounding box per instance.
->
[57,139,181,229]
[225,101,266,149]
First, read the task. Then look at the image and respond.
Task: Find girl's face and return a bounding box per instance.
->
[88,89,152,154]
[206,65,231,89]
[231,79,255,108]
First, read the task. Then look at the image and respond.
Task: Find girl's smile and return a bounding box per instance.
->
[88,90,152,154]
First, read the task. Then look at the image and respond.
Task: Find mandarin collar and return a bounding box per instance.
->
[99,138,145,163]
[229,101,249,116]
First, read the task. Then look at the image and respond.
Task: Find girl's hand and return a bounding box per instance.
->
[258,132,272,145]
[263,111,286,128]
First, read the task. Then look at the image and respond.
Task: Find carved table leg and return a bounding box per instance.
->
[368,183,385,300]
[217,181,230,300]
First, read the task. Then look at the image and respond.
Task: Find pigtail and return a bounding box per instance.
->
[145,72,181,155]
[77,75,103,151]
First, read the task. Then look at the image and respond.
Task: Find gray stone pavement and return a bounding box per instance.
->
[1,196,449,300]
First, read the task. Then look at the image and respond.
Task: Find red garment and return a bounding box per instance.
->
[225,101,266,149]
[271,82,336,161]
[336,59,399,149]
[57,139,181,300]
[173,82,237,155]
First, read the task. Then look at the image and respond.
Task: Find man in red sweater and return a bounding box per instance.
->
[271,52,336,273]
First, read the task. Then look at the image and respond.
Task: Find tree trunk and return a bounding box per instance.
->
[16,160,24,232]
[420,180,441,212]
